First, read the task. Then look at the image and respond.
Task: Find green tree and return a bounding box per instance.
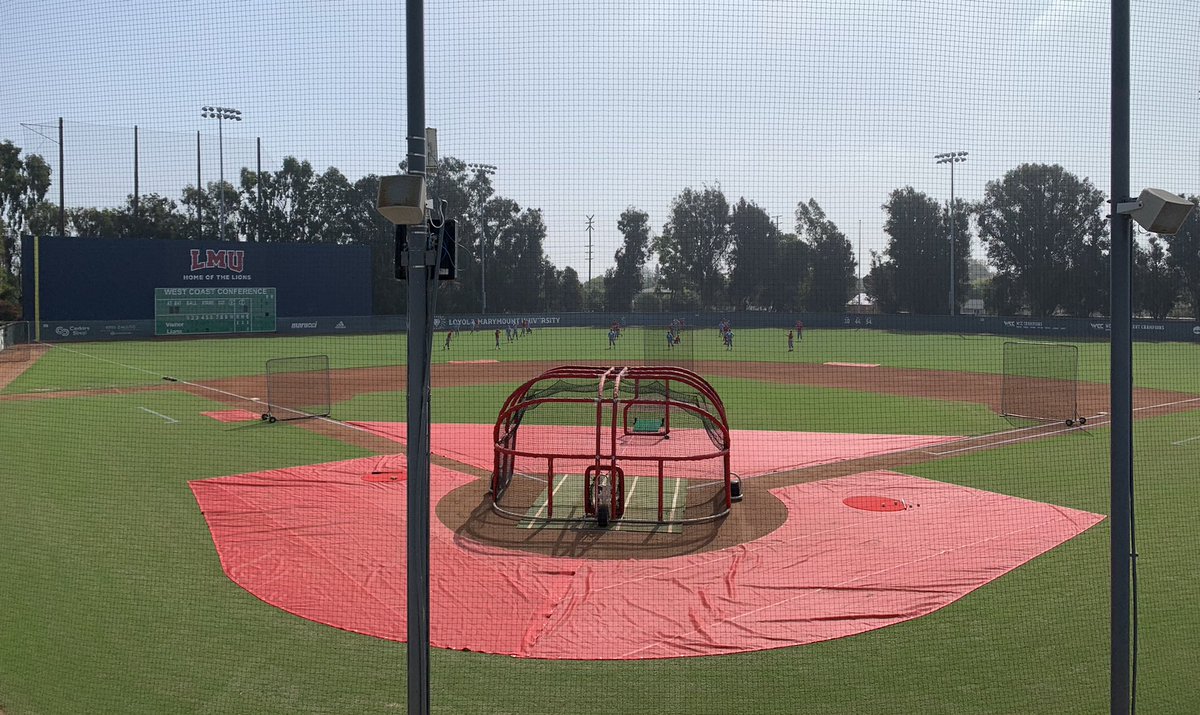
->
[558,266,584,311]
[1163,197,1200,319]
[727,199,780,309]
[762,234,809,311]
[864,251,900,314]
[581,276,605,311]
[121,193,189,239]
[796,199,855,312]
[0,141,52,273]
[875,187,970,314]
[1133,234,1177,319]
[603,207,651,311]
[180,179,241,241]
[654,186,731,308]
[483,198,550,312]
[976,163,1109,316]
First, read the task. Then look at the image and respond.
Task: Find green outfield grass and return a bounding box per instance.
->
[333,376,1010,436]
[2,329,1199,713]
[7,327,1200,394]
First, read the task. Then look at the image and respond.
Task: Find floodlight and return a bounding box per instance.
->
[1116,188,1195,235]
[376,174,428,226]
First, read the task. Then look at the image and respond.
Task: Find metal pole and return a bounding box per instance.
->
[949,160,955,316]
[196,131,202,240]
[1110,0,1133,711]
[481,216,487,313]
[218,117,226,241]
[256,137,262,243]
[586,215,595,283]
[133,125,139,220]
[405,0,431,712]
[57,118,64,237]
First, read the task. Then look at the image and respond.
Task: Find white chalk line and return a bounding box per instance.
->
[923,395,1200,457]
[531,473,571,521]
[48,343,372,434]
[138,406,179,424]
[1171,435,1200,446]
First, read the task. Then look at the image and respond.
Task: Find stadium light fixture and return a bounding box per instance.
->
[935,151,968,316]
[466,163,497,313]
[200,106,242,241]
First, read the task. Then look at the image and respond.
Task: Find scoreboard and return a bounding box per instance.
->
[154,287,277,336]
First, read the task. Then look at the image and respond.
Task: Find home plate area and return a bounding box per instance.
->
[189,424,1103,660]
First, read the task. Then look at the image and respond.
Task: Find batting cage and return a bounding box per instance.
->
[261,355,332,423]
[1000,341,1083,426]
[491,365,738,529]
[0,321,32,363]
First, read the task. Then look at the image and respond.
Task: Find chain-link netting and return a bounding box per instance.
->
[2,0,1199,713]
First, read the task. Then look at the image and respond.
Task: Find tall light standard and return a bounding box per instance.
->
[467,163,497,313]
[201,106,242,241]
[935,151,968,315]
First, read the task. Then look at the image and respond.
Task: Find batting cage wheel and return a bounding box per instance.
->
[490,365,736,528]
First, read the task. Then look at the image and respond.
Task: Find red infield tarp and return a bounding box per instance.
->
[202,409,262,423]
[190,459,1103,660]
[349,422,961,479]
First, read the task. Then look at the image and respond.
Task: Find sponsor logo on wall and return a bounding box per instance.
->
[50,325,91,338]
[185,249,252,282]
[290,322,319,329]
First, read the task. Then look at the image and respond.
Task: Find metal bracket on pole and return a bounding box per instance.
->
[400,249,438,268]
[1115,200,1141,215]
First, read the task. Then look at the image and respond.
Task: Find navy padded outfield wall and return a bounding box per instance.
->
[22,236,371,323]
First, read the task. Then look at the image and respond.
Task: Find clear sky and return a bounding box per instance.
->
[3,0,1197,276]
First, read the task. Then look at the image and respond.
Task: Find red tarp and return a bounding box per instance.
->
[202,409,262,423]
[349,422,961,479]
[190,455,1103,660]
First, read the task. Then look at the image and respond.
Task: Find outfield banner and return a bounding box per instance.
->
[27,311,1200,343]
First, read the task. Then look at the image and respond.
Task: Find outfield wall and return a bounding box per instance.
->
[21,236,371,338]
[27,311,1200,343]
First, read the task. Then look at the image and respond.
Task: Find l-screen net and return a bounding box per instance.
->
[3,0,1197,712]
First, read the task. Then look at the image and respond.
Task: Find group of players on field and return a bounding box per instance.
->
[442,317,807,352]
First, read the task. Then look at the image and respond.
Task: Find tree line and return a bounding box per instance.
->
[1,139,1197,321]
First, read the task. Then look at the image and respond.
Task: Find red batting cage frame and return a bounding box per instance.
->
[491,365,739,528]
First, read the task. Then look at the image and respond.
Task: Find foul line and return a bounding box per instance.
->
[48,343,372,434]
[924,394,1200,457]
[1172,435,1200,446]
[138,406,179,424]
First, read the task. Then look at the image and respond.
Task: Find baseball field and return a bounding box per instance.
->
[2,326,1199,713]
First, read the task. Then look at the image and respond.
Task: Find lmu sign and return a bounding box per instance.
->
[190,249,245,273]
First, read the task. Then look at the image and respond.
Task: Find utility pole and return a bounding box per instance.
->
[935,151,968,315]
[201,106,242,241]
[467,163,497,313]
[133,125,139,221]
[586,215,595,283]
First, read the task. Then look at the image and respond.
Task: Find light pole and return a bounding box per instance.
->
[467,163,497,313]
[201,106,242,241]
[935,151,967,315]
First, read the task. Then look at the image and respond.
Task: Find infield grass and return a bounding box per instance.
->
[2,329,1199,713]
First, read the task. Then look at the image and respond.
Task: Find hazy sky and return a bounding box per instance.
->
[3,0,1197,276]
